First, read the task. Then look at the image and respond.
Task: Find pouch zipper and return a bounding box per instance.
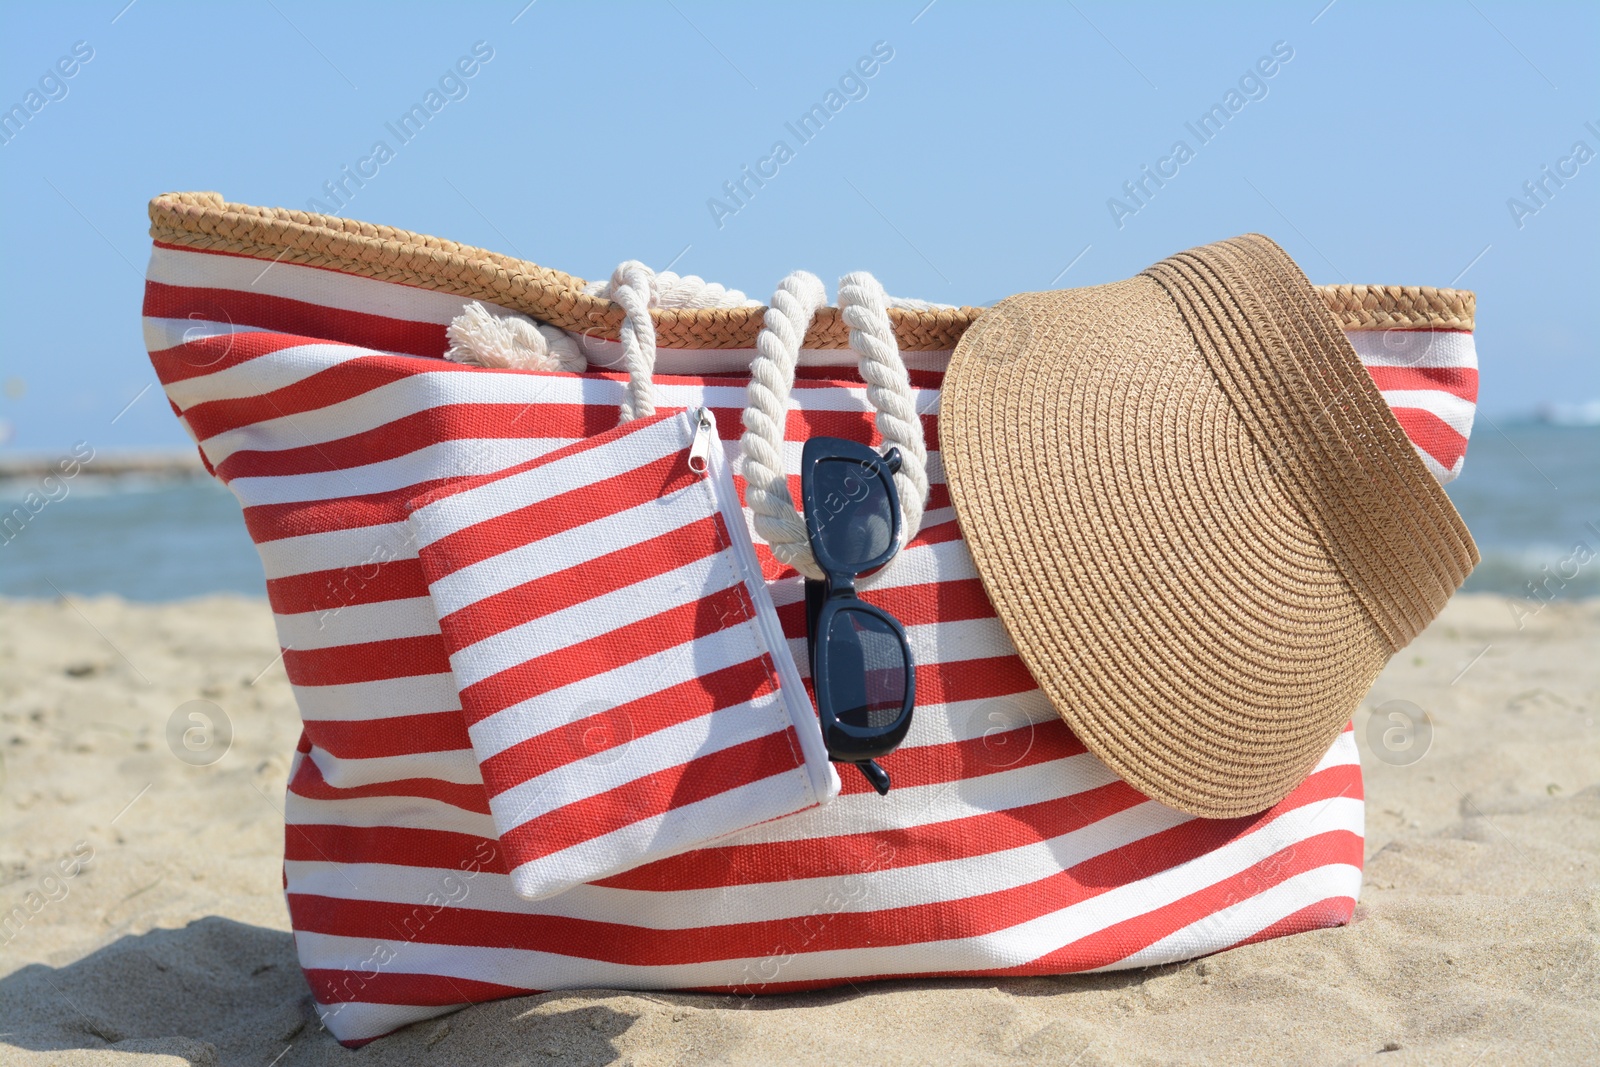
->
[691,407,840,803]
[687,407,715,474]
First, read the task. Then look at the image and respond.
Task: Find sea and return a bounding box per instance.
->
[2,422,1597,603]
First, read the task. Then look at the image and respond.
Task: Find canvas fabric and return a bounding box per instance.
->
[405,408,838,902]
[141,239,1477,1046]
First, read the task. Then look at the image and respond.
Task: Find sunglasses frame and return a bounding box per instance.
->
[800,436,917,795]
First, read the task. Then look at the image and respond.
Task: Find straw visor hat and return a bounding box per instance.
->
[941,235,1477,818]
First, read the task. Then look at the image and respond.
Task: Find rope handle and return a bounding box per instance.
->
[445,262,930,582]
[739,271,928,582]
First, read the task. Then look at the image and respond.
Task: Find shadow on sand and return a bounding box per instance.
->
[2,915,1163,1065]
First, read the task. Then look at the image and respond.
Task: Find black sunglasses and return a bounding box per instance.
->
[800,436,916,796]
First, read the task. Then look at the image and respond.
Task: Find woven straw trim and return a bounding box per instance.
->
[1318,284,1475,332]
[148,192,1475,348]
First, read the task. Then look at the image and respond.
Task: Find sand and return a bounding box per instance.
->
[1,592,1595,1066]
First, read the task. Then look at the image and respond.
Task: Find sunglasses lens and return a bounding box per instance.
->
[824,608,908,730]
[810,457,894,568]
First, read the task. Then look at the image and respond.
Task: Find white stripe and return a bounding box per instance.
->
[669,750,1124,847]
[148,244,501,325]
[199,367,591,466]
[284,789,494,837]
[1415,447,1462,484]
[1379,388,1476,438]
[484,687,796,832]
[466,619,769,761]
[447,552,743,688]
[143,315,270,355]
[307,746,483,789]
[313,1002,459,1049]
[1346,328,1477,369]
[154,329,373,408]
[293,673,460,722]
[199,373,941,471]
[505,760,818,902]
[259,521,417,581]
[424,487,721,614]
[1096,864,1363,970]
[275,596,439,651]
[410,411,692,540]
[226,437,568,506]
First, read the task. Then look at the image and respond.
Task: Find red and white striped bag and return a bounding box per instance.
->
[405,406,838,902]
[140,194,1478,1045]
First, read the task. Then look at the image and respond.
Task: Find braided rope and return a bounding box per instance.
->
[587,270,761,311]
[839,271,929,548]
[741,272,829,578]
[741,271,930,582]
[608,261,659,423]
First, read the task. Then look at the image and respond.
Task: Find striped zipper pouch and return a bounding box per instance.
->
[406,407,839,901]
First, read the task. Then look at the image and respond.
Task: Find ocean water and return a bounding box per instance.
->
[2,423,1596,603]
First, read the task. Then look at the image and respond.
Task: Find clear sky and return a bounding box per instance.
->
[2,0,1596,452]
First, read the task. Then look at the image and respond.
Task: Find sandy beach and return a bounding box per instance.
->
[1,592,1595,1066]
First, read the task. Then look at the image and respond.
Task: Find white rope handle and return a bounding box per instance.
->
[444,261,930,581]
[741,270,930,582]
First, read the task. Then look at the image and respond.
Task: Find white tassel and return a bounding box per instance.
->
[443,302,585,373]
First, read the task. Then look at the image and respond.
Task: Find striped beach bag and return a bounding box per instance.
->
[140,192,1478,1045]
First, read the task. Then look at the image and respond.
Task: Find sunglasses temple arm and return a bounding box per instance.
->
[854,759,891,796]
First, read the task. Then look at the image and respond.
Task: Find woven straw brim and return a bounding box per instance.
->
[940,235,1478,819]
[148,192,1475,349]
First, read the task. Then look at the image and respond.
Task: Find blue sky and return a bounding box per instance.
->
[2,0,1596,452]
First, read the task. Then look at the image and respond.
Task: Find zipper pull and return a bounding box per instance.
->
[687,407,716,474]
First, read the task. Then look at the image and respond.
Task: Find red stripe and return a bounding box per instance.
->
[699,836,1360,996]
[909,654,1038,708]
[286,822,503,871]
[775,576,995,637]
[439,514,724,649]
[281,721,1091,880]
[1364,364,1478,399]
[199,392,939,485]
[236,465,950,546]
[214,402,575,481]
[183,354,481,445]
[304,967,533,1008]
[284,636,451,687]
[1388,406,1468,471]
[1029,829,1362,970]
[794,365,947,389]
[147,327,364,388]
[406,404,683,511]
[143,279,449,357]
[287,751,489,814]
[1222,895,1356,948]
[478,657,779,793]
[499,729,806,863]
[245,482,449,544]
[267,558,429,615]
[599,775,1142,892]
[422,451,701,581]
[283,765,1356,965]
[910,516,967,547]
[305,711,471,759]
[457,583,757,722]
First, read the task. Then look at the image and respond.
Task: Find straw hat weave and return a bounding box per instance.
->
[940,234,1477,818]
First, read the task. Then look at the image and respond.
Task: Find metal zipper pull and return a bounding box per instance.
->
[687,407,716,474]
